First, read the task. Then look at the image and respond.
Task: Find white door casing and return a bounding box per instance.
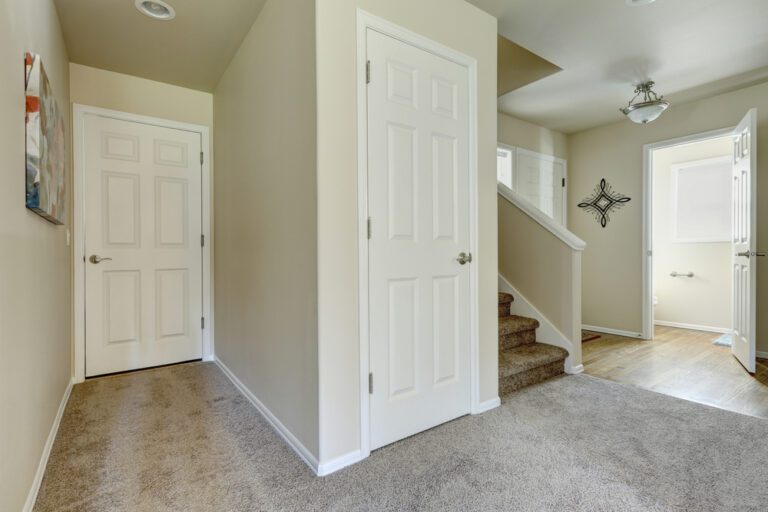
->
[366,28,472,450]
[83,114,203,377]
[731,108,758,373]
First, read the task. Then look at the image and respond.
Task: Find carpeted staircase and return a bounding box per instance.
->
[498,292,568,395]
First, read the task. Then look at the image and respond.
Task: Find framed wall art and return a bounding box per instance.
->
[25,52,66,224]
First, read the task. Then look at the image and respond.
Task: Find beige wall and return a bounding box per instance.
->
[316,0,497,463]
[69,63,213,131]
[213,0,319,457]
[653,137,732,331]
[0,1,71,510]
[498,112,568,160]
[570,80,768,351]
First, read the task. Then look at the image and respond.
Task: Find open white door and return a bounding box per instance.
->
[366,28,472,450]
[731,108,758,373]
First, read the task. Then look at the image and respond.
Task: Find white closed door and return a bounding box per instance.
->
[84,114,202,377]
[731,108,758,373]
[366,29,472,450]
[515,149,566,225]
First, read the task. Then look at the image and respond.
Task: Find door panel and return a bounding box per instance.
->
[731,108,757,373]
[367,29,472,450]
[84,115,202,377]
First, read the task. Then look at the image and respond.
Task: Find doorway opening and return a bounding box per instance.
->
[73,105,213,383]
[651,135,733,337]
[641,110,758,375]
[583,110,766,418]
[355,10,482,461]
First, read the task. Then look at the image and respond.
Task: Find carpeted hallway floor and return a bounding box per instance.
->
[35,362,768,512]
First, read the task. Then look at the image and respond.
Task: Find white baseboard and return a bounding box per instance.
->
[472,396,500,414]
[23,377,74,512]
[582,324,644,339]
[756,351,768,359]
[317,450,365,476]
[653,320,730,335]
[566,364,584,375]
[214,358,320,475]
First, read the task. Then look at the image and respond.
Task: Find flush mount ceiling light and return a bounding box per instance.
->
[135,0,175,20]
[620,81,669,124]
[625,0,657,5]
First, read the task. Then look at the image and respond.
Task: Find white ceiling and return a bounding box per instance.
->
[467,0,768,133]
[54,0,267,92]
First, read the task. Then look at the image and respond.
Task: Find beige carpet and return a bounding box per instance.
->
[35,362,768,511]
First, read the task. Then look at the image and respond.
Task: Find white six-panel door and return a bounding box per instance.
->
[731,108,758,373]
[366,29,472,450]
[84,114,202,377]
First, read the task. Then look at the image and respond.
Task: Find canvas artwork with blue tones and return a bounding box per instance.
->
[25,52,66,224]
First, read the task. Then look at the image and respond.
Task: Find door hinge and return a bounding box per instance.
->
[367,217,372,239]
[562,177,566,187]
[201,234,205,247]
[366,60,371,84]
[201,317,205,330]
[200,151,204,165]
[368,372,373,394]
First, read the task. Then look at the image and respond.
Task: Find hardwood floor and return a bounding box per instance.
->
[583,325,768,419]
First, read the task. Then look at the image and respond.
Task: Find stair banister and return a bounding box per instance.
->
[498,183,585,374]
[497,183,585,252]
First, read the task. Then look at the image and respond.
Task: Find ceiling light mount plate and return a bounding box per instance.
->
[135,0,175,21]
[626,0,657,6]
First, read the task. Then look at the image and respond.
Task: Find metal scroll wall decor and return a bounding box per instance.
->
[578,178,631,228]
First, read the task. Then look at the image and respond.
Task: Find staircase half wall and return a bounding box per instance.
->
[498,185,585,373]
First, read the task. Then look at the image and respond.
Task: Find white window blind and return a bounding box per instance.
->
[672,156,732,243]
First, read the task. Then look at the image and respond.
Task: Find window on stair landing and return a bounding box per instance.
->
[497,144,568,227]
[497,145,514,190]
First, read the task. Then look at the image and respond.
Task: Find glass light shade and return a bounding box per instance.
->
[622,100,669,124]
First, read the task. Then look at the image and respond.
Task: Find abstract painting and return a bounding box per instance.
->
[25,52,66,224]
[578,178,631,228]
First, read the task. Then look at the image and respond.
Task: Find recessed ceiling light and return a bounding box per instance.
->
[626,0,657,5]
[135,0,175,20]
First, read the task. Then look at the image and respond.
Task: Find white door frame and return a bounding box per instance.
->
[72,104,213,383]
[356,10,480,459]
[641,126,734,340]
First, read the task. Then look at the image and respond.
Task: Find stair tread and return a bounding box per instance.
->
[499,343,568,378]
[498,292,514,305]
[499,315,539,336]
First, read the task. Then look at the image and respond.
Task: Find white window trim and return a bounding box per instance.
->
[496,142,516,190]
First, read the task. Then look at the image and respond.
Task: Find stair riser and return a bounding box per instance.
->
[499,360,565,396]
[498,303,511,318]
[499,329,536,351]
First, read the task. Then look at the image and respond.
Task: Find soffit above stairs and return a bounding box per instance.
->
[498,35,561,97]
